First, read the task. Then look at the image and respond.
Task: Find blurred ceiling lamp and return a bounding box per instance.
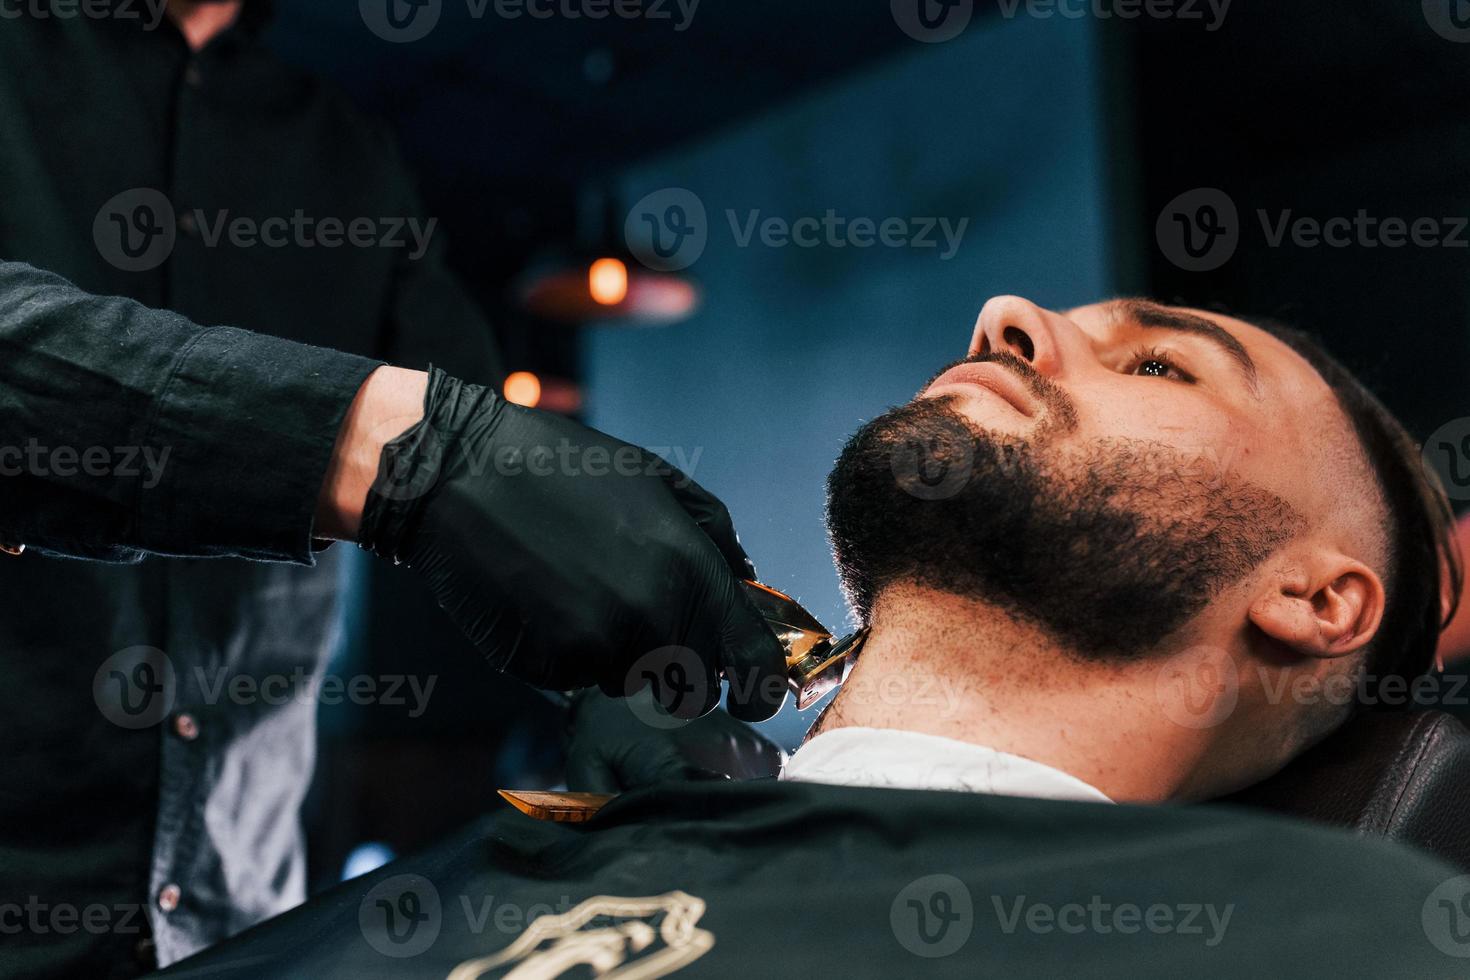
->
[503,370,584,415]
[517,187,700,326]
[588,257,629,306]
[503,371,542,407]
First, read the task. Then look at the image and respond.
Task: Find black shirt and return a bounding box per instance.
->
[154,779,1468,977]
[0,4,501,976]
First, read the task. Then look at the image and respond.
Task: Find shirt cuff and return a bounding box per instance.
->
[139,325,382,563]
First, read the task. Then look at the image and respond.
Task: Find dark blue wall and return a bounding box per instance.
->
[589,17,1114,745]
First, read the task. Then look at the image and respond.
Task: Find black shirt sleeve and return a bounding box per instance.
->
[0,261,382,563]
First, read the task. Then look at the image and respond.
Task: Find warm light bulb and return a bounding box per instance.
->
[588,257,629,306]
[503,371,542,408]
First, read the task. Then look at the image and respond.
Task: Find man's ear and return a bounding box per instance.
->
[1248,558,1386,659]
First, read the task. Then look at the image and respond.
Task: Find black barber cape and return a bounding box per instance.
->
[156,779,1467,978]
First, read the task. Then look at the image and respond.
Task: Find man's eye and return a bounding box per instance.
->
[1127,348,1194,383]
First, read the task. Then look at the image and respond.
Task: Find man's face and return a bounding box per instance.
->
[826,296,1351,658]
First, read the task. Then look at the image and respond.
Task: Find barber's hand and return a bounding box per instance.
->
[356,367,787,721]
[565,688,786,793]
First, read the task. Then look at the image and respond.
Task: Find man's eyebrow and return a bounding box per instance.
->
[1112,299,1260,393]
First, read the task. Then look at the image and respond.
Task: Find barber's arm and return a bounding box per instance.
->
[0,261,786,718]
[0,259,379,562]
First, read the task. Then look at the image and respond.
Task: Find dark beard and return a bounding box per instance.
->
[825,393,1303,659]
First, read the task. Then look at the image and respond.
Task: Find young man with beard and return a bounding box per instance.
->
[164,295,1468,978]
[792,293,1460,802]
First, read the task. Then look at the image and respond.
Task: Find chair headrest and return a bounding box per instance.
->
[1220,709,1470,870]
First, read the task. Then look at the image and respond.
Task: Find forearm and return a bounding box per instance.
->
[314,366,428,540]
[0,261,382,561]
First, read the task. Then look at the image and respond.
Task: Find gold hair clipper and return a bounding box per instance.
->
[501,581,865,823]
[740,580,866,711]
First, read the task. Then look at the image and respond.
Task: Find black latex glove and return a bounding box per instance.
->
[357,367,787,721]
[564,687,786,793]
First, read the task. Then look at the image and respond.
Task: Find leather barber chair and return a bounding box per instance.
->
[1221,710,1470,870]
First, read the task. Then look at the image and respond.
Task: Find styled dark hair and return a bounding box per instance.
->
[1249,318,1462,703]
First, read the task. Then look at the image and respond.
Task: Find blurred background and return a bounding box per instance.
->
[266,2,1470,891]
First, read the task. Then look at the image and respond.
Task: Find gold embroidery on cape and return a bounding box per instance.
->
[445,891,713,980]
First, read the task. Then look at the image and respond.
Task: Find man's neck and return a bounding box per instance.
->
[167,0,244,52]
[810,584,1235,802]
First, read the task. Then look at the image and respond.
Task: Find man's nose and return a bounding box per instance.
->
[970,295,1062,376]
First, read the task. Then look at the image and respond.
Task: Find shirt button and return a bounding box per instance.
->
[173,713,199,741]
[177,211,198,237]
[157,884,182,913]
[184,62,202,87]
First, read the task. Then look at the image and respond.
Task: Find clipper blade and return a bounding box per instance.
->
[740,580,864,710]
